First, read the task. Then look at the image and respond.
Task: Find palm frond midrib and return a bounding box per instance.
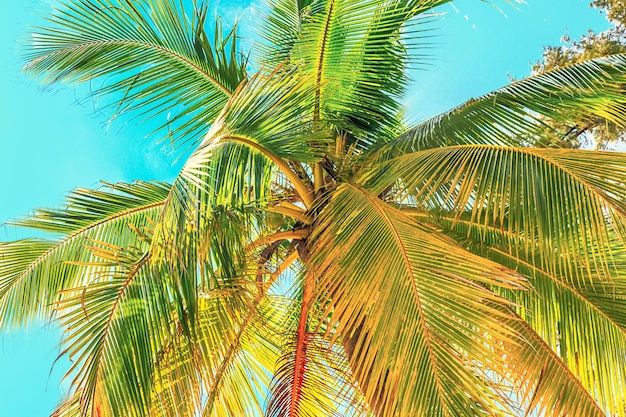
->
[28,38,234,95]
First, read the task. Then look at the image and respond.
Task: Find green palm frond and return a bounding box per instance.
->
[52,208,290,417]
[0,181,168,328]
[12,181,169,233]
[173,65,325,212]
[54,242,163,417]
[387,53,626,152]
[149,198,264,342]
[260,0,526,147]
[192,67,325,163]
[24,0,246,150]
[256,0,312,67]
[260,0,452,145]
[145,68,323,337]
[367,146,626,284]
[54,232,250,417]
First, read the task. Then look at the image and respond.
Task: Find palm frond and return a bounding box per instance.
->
[503,314,607,417]
[55,206,295,417]
[54,240,168,416]
[12,181,169,234]
[172,65,326,211]
[143,60,331,349]
[367,146,626,285]
[266,334,367,417]
[130,229,301,417]
[310,183,524,416]
[0,181,168,328]
[260,0,452,146]
[200,292,286,417]
[187,66,325,164]
[24,0,246,151]
[256,0,313,67]
[150,251,301,417]
[149,288,279,417]
[494,247,626,415]
[403,209,626,415]
[387,53,626,152]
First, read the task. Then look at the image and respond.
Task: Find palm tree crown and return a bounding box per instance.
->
[2,0,626,416]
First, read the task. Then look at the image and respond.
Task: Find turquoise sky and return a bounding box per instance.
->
[0,0,612,415]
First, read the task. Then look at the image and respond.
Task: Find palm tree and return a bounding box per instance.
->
[2,0,626,415]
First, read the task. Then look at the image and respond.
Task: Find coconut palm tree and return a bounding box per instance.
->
[2,0,626,415]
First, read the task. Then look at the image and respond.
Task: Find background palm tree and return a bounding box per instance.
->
[2,0,626,416]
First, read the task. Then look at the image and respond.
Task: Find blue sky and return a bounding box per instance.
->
[0,0,612,415]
